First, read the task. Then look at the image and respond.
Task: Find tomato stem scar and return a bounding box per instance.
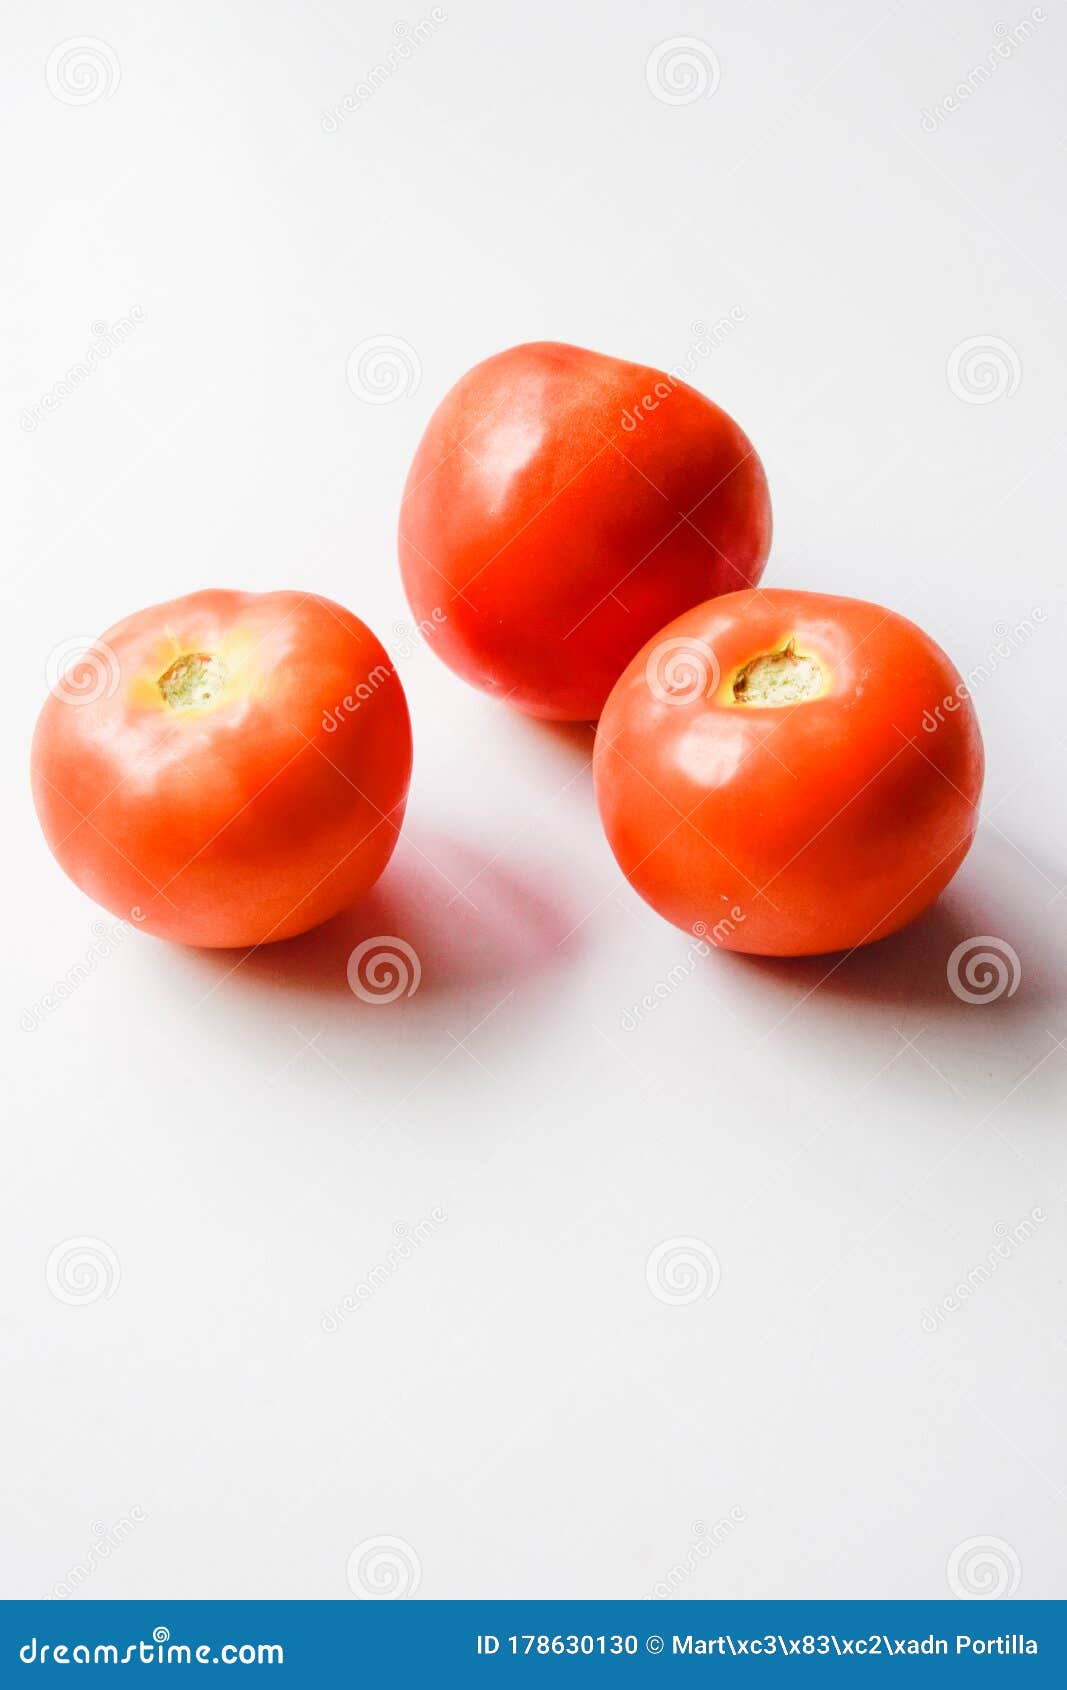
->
[158,652,228,709]
[732,637,822,706]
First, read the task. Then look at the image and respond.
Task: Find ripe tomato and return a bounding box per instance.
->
[594,589,984,956]
[399,341,771,721]
[32,590,412,948]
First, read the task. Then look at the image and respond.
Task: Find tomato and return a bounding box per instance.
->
[32,590,412,948]
[399,341,771,721]
[593,589,984,957]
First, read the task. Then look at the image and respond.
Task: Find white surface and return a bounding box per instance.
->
[2,0,1065,1602]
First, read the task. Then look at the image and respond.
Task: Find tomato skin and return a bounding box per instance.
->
[32,590,412,948]
[399,341,771,721]
[593,589,984,957]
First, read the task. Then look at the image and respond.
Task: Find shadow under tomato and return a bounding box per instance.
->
[181,829,582,1004]
[721,885,1059,1024]
[497,708,598,772]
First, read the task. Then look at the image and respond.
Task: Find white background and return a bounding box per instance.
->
[2,0,1064,1602]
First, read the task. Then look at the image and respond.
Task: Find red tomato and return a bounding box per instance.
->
[594,589,984,956]
[399,341,771,720]
[32,590,412,948]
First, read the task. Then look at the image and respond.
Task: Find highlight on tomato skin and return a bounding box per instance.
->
[399,340,772,722]
[31,589,413,949]
[592,588,985,959]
